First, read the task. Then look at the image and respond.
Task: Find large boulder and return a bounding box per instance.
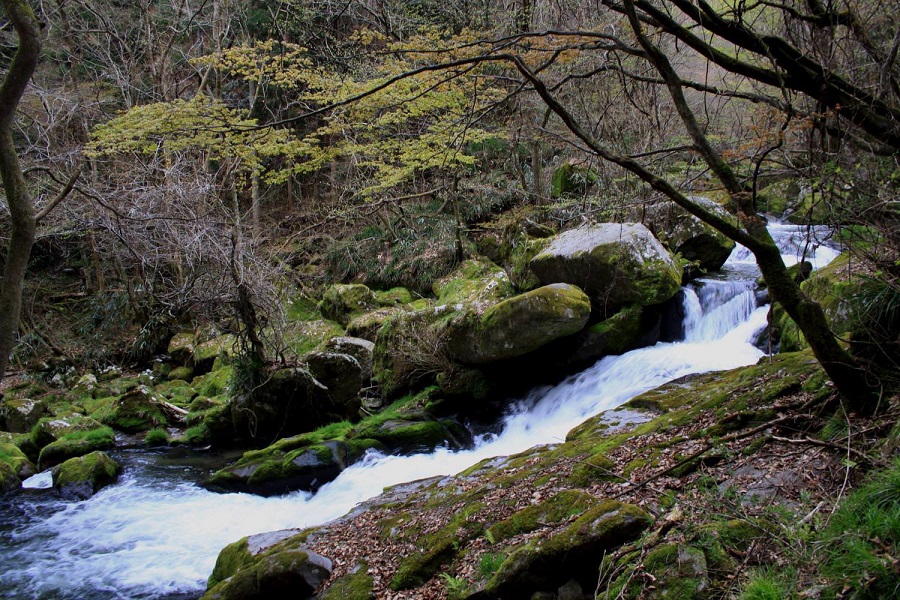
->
[51,451,121,501]
[433,259,515,308]
[205,438,374,496]
[0,396,46,433]
[305,352,363,409]
[445,283,592,364]
[637,197,737,273]
[97,386,170,433]
[204,531,333,600]
[37,425,115,470]
[324,337,375,381]
[0,460,20,493]
[230,367,333,442]
[31,414,105,450]
[530,223,682,315]
[0,441,35,478]
[319,283,379,326]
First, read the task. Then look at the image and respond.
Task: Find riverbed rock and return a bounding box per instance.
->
[483,500,652,597]
[324,337,375,381]
[305,352,363,409]
[206,438,381,496]
[445,283,592,364]
[193,335,236,374]
[352,414,469,453]
[320,283,379,326]
[0,396,47,433]
[51,451,121,501]
[636,197,737,274]
[30,414,105,450]
[167,332,196,366]
[530,223,682,316]
[97,386,169,433]
[0,441,35,478]
[229,367,333,442]
[37,425,116,470]
[204,532,333,600]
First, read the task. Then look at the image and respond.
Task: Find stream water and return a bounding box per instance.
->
[0,220,839,600]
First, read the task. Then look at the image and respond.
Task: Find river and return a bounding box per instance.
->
[0,220,839,599]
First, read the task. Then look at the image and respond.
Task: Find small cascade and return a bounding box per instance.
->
[0,220,842,600]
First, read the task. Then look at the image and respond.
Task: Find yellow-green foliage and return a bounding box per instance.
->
[90,32,505,199]
[88,95,314,184]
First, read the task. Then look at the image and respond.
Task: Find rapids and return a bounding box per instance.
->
[0,219,838,599]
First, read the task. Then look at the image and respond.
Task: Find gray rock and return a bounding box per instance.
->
[530,223,682,315]
[324,337,375,381]
[305,351,363,407]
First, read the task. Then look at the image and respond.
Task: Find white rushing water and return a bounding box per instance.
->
[0,221,838,600]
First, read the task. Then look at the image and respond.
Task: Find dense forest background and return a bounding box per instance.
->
[1,0,899,398]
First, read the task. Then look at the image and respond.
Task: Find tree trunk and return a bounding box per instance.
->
[0,0,42,390]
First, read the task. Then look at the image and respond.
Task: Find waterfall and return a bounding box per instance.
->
[0,222,839,600]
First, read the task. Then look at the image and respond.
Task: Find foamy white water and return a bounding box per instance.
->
[0,222,838,599]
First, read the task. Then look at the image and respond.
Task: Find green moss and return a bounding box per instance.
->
[391,505,485,591]
[183,423,211,445]
[282,318,344,357]
[320,562,375,599]
[568,452,619,487]
[375,287,414,306]
[432,259,513,305]
[51,451,121,496]
[207,538,253,589]
[37,426,116,470]
[193,367,233,398]
[286,295,321,322]
[0,442,33,478]
[639,544,709,599]
[144,428,169,446]
[487,490,599,543]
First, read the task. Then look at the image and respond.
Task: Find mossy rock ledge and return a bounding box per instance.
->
[51,450,121,501]
[0,396,47,433]
[530,223,683,316]
[480,500,652,597]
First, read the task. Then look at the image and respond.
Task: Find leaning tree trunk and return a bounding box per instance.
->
[0,0,42,391]
[619,0,879,414]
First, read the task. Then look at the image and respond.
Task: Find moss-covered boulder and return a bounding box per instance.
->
[638,197,737,274]
[203,531,332,600]
[346,306,404,341]
[168,332,196,365]
[0,460,20,493]
[37,425,116,471]
[193,335,236,374]
[0,395,47,433]
[353,415,467,453]
[30,413,105,450]
[551,161,598,198]
[483,500,652,597]
[320,283,379,326]
[51,451,121,501]
[445,283,592,364]
[771,253,855,353]
[319,562,375,599]
[0,442,35,491]
[530,223,682,316]
[206,438,374,496]
[96,386,170,433]
[283,318,345,358]
[305,352,363,409]
[486,490,600,543]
